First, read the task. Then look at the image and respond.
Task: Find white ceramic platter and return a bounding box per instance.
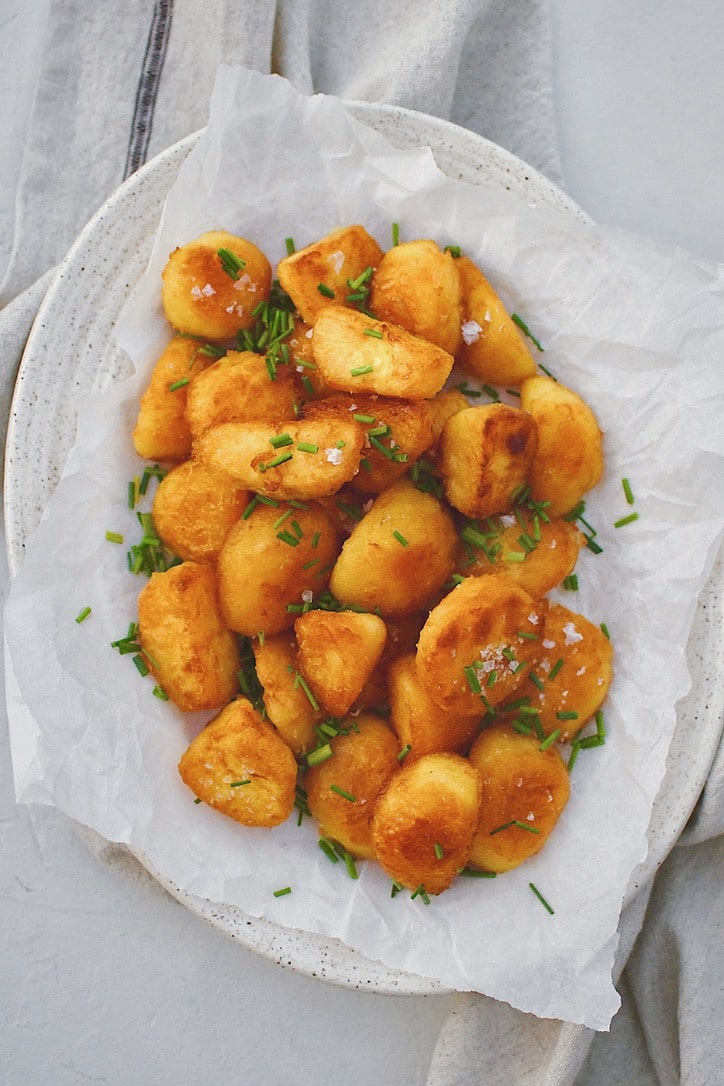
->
[5,103,722,995]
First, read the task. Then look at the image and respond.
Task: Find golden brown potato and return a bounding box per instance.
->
[216,500,340,636]
[455,255,537,385]
[301,393,433,495]
[185,350,299,439]
[305,712,400,859]
[152,460,248,563]
[456,509,586,597]
[178,697,297,827]
[415,575,543,713]
[161,230,272,341]
[132,336,210,461]
[294,610,387,717]
[353,611,429,708]
[312,305,454,401]
[277,225,384,325]
[252,633,322,755]
[286,316,332,398]
[371,752,482,894]
[520,375,604,517]
[193,418,365,501]
[467,721,570,872]
[513,602,613,741]
[329,479,458,616]
[368,238,462,355]
[388,653,482,758]
[137,561,241,711]
[427,387,470,446]
[438,403,538,519]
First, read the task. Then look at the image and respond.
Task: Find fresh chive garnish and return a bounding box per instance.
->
[296,441,319,454]
[306,743,334,766]
[391,222,400,246]
[75,606,92,624]
[411,884,430,904]
[393,530,409,547]
[285,237,295,255]
[529,882,554,914]
[318,837,339,863]
[217,248,246,279]
[266,450,294,469]
[556,710,579,721]
[273,886,292,898]
[105,530,124,544]
[549,658,564,680]
[539,729,560,751]
[460,868,497,878]
[317,283,335,298]
[152,685,169,701]
[330,784,356,803]
[350,364,374,376]
[511,313,544,351]
[168,377,190,391]
[434,843,444,859]
[622,477,635,505]
[398,744,412,761]
[269,432,294,449]
[229,779,251,788]
[133,654,149,677]
[444,244,461,257]
[600,622,610,639]
[614,512,639,528]
[363,328,383,339]
[562,574,579,591]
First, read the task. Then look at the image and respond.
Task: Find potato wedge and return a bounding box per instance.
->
[137,561,241,711]
[467,722,570,872]
[132,336,209,461]
[455,255,537,385]
[152,460,249,563]
[312,305,454,400]
[277,225,384,325]
[161,230,272,341]
[252,633,321,755]
[294,610,387,717]
[520,375,604,517]
[371,752,481,894]
[178,697,297,827]
[388,653,482,758]
[438,403,538,518]
[185,350,299,439]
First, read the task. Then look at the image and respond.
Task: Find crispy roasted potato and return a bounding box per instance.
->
[368,238,462,355]
[185,350,299,438]
[467,722,570,872]
[252,633,321,755]
[329,479,458,616]
[152,460,248,563]
[415,575,543,713]
[294,610,387,717]
[388,653,482,758]
[311,305,454,400]
[455,255,537,385]
[178,697,297,827]
[513,602,613,741]
[161,230,272,341]
[277,225,384,325]
[438,403,538,518]
[520,375,604,517]
[216,499,340,636]
[132,336,210,461]
[305,712,400,860]
[371,752,482,894]
[137,561,241,711]
[193,418,365,500]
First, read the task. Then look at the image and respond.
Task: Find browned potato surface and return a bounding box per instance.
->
[132,336,209,461]
[427,387,470,446]
[178,698,297,827]
[277,225,384,325]
[185,350,299,438]
[294,610,387,717]
[388,653,482,758]
[305,713,400,859]
[369,239,462,355]
[467,722,570,872]
[455,255,537,385]
[161,230,272,341]
[252,633,321,755]
[137,561,241,711]
[152,460,248,563]
[371,752,482,894]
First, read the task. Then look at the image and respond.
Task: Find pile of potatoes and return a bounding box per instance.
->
[132,224,612,896]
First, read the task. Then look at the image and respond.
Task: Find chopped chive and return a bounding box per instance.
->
[489,820,515,835]
[194,797,202,804]
[398,744,412,761]
[269,432,294,449]
[273,509,292,529]
[307,743,333,766]
[273,886,292,898]
[513,820,541,834]
[128,479,137,509]
[486,670,498,688]
[567,744,580,772]
[393,530,409,547]
[296,441,319,454]
[434,843,444,859]
[295,671,320,710]
[529,882,555,914]
[444,244,462,257]
[391,880,403,897]
[302,558,319,570]
[539,729,560,751]
[350,364,374,376]
[391,222,400,246]
[105,530,124,544]
[363,327,383,339]
[218,247,246,279]
[168,377,190,391]
[266,450,294,468]
[596,710,606,740]
[75,606,92,624]
[614,512,639,528]
[503,549,526,563]
[353,412,376,424]
[285,237,295,255]
[152,685,169,701]
[549,658,564,680]
[411,885,431,904]
[562,574,579,591]
[311,530,321,549]
[276,530,299,547]
[622,477,635,505]
[600,622,610,640]
[317,283,335,298]
[318,837,339,863]
[511,313,544,351]
[464,665,482,695]
[133,654,149,677]
[556,710,579,721]
[516,629,538,640]
[229,779,251,788]
[330,784,356,803]
[291,520,303,539]
[460,868,497,878]
[586,535,604,554]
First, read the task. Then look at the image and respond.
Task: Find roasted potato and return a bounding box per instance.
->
[368,238,462,355]
[185,350,299,439]
[520,375,604,517]
[294,610,387,717]
[388,653,482,758]
[455,255,537,385]
[178,697,297,827]
[427,387,470,446]
[216,499,340,636]
[415,575,543,713]
[161,230,272,341]
[438,403,538,519]
[132,336,210,461]
[277,225,384,325]
[467,721,570,872]
[152,460,248,563]
[329,479,458,616]
[137,561,241,711]
[305,712,400,859]
[371,752,482,894]
[311,305,454,401]
[252,633,321,755]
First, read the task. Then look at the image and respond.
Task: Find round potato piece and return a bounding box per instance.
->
[137,561,241,712]
[368,239,463,355]
[132,336,210,461]
[152,460,249,563]
[438,403,538,519]
[329,479,458,616]
[185,350,299,439]
[216,500,340,636]
[253,633,321,756]
[388,653,482,758]
[415,575,543,713]
[178,698,297,827]
[467,722,570,873]
[455,255,537,386]
[520,375,604,517]
[277,224,384,325]
[161,230,272,341]
[294,610,387,718]
[305,713,400,859]
[371,752,482,894]
[514,602,614,741]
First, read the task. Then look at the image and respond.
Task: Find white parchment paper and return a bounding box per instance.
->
[6,68,724,1030]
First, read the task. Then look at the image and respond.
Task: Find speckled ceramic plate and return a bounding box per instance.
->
[5,103,722,995]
